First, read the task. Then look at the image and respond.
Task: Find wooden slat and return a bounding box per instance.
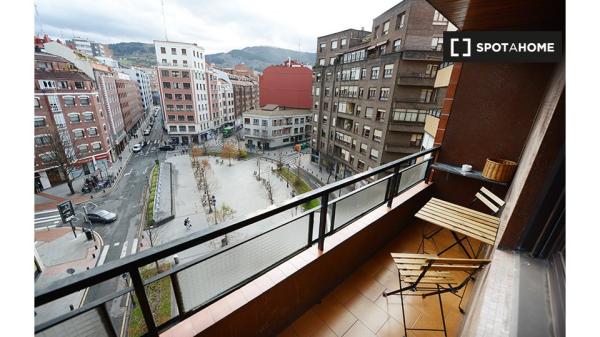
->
[396,264,425,270]
[428,257,491,265]
[393,258,428,265]
[399,270,451,277]
[430,198,499,222]
[415,212,496,245]
[417,207,497,240]
[391,253,437,259]
[480,187,505,207]
[429,264,480,272]
[421,204,499,235]
[423,202,499,228]
[475,192,500,213]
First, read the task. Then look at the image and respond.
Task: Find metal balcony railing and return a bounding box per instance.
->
[34,147,439,337]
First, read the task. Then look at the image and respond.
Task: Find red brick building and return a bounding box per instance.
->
[259,60,312,109]
[115,73,143,136]
[34,51,111,189]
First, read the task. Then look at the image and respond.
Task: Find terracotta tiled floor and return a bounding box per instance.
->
[279,220,476,337]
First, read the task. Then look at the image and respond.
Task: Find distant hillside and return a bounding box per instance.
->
[206,46,316,72]
[107,42,156,67]
[106,43,316,72]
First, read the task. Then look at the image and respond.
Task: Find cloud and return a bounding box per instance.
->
[35,0,401,53]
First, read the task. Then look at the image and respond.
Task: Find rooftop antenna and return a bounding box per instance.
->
[34,3,44,36]
[161,0,169,41]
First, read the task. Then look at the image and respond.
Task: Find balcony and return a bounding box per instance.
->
[401,50,443,62]
[35,148,438,337]
[396,74,436,87]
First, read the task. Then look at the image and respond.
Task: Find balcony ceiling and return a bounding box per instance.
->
[426,0,564,31]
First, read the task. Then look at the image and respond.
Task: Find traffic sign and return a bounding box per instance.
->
[57,200,75,224]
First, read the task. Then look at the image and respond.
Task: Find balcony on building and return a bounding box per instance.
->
[34,1,564,337]
[396,73,436,87]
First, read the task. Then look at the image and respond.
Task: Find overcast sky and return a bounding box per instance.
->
[34,0,401,54]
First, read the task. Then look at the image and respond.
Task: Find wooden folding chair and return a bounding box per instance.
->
[383,253,491,337]
[418,186,505,258]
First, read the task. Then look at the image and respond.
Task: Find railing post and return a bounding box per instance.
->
[98,302,118,337]
[317,193,329,251]
[170,273,186,319]
[307,212,314,246]
[329,203,336,233]
[387,166,400,208]
[130,268,158,336]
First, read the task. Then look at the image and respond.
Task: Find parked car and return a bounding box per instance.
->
[159,144,175,151]
[132,143,143,152]
[86,209,117,223]
[143,129,151,136]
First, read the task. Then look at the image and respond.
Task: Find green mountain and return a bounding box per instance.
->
[206,46,316,72]
[106,43,316,72]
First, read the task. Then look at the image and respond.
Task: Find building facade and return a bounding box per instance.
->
[206,67,235,131]
[243,105,311,150]
[35,52,112,189]
[219,65,260,127]
[154,40,210,144]
[94,64,127,159]
[115,73,143,136]
[66,37,105,57]
[121,67,153,115]
[310,0,449,178]
[259,60,313,109]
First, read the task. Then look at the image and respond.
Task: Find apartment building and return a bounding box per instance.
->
[121,66,153,115]
[34,52,111,189]
[206,67,235,131]
[154,40,210,144]
[243,105,311,150]
[115,72,143,136]
[259,59,312,109]
[66,37,105,57]
[219,65,260,126]
[310,0,450,178]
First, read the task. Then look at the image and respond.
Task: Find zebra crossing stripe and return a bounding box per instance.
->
[97,246,110,266]
[120,241,129,259]
[131,238,138,255]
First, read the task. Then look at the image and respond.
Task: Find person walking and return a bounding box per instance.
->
[184,217,191,230]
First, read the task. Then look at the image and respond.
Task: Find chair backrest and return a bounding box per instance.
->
[392,253,491,286]
[426,256,491,273]
[474,186,505,215]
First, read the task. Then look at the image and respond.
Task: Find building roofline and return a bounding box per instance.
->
[317,28,371,40]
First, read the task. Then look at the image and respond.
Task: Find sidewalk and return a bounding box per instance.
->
[34,227,101,325]
[34,119,147,212]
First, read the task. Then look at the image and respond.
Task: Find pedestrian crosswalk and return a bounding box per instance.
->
[96,239,140,267]
[34,209,63,230]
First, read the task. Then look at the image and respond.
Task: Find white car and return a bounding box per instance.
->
[143,129,151,136]
[132,144,143,152]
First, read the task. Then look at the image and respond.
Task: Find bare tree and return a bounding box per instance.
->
[43,127,82,194]
[210,203,236,225]
[195,159,217,213]
[220,143,236,166]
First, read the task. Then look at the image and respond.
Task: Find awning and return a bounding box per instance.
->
[367,40,388,50]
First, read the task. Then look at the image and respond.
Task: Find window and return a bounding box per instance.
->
[168,115,175,121]
[69,113,80,123]
[181,48,187,55]
[185,94,192,100]
[396,12,406,29]
[410,134,423,147]
[78,144,89,154]
[92,142,102,151]
[34,135,52,146]
[379,88,390,100]
[175,94,183,100]
[82,112,94,122]
[183,83,191,89]
[162,59,167,65]
[373,129,383,142]
[371,66,380,79]
[64,97,75,107]
[188,126,195,132]
[365,107,374,119]
[329,57,335,65]
[383,20,390,35]
[165,93,173,100]
[34,117,46,128]
[87,128,98,136]
[160,47,166,54]
[252,118,259,125]
[176,105,184,111]
[433,10,448,24]
[161,70,169,77]
[383,64,394,78]
[173,60,178,65]
[367,88,377,99]
[163,82,171,89]
[169,125,177,132]
[420,89,434,103]
[341,38,347,46]
[425,64,439,78]
[362,125,371,138]
[182,71,190,78]
[370,149,379,160]
[178,115,185,121]
[319,58,325,66]
[166,104,174,110]
[319,43,326,52]
[79,97,90,106]
[376,109,386,122]
[356,105,362,117]
[380,44,386,55]
[34,98,40,108]
[179,126,186,132]
[393,109,427,122]
[360,143,368,155]
[431,37,443,51]
[331,40,338,49]
[58,81,68,89]
[172,71,180,78]
[186,105,193,111]
[361,68,367,79]
[40,152,56,163]
[393,39,402,52]
[73,129,85,138]
[171,48,177,55]
[74,82,84,89]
